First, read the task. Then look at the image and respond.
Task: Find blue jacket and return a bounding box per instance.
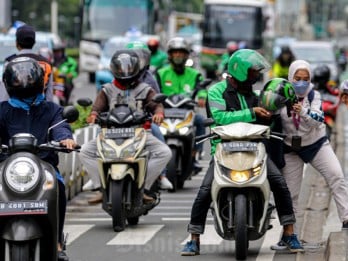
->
[0,101,73,168]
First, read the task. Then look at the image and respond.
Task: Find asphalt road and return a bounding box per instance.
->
[63,73,345,261]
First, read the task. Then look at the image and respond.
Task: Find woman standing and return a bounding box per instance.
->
[279,60,348,229]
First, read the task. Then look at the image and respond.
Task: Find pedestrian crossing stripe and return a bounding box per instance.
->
[107,225,164,245]
[65,224,95,245]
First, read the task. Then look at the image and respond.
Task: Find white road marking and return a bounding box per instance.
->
[107,225,164,245]
[64,224,95,245]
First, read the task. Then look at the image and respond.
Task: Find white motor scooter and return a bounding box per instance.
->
[197,122,280,260]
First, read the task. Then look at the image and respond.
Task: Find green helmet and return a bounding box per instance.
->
[125,41,151,70]
[259,78,296,111]
[227,49,270,82]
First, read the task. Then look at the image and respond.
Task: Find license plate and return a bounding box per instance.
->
[0,200,48,216]
[222,141,258,152]
[164,108,187,119]
[105,128,135,139]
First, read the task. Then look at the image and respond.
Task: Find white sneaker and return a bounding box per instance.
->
[82,179,94,191]
[159,177,173,190]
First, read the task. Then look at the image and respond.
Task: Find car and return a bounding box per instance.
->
[289,41,339,83]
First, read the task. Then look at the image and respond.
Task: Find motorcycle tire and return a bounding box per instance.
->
[234,194,248,260]
[10,242,30,261]
[111,180,127,232]
[167,147,178,192]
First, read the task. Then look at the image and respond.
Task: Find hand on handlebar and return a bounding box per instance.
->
[253,107,271,119]
[152,112,164,125]
[60,139,78,150]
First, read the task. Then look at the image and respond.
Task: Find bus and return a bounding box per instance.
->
[200,0,267,78]
[79,0,163,82]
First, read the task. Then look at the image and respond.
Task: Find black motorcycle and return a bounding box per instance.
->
[0,106,79,261]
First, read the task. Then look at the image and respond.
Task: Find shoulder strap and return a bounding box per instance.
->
[307,89,314,104]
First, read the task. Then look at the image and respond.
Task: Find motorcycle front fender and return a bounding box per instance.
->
[110,164,135,182]
[1,217,43,241]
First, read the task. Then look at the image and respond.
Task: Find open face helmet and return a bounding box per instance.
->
[227,49,270,82]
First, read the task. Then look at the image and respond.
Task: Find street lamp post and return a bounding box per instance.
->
[51,0,58,34]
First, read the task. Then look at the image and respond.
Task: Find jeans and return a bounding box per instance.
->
[187,158,296,234]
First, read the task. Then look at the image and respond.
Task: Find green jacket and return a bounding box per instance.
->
[156,66,206,98]
[55,56,78,83]
[150,50,168,70]
[207,80,259,154]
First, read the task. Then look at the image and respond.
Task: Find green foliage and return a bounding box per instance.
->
[171,0,203,13]
[12,0,80,46]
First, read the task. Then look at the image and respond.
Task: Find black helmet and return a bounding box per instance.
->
[312,64,330,88]
[3,57,44,98]
[110,49,141,87]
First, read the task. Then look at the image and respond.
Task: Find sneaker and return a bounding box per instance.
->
[281,234,304,253]
[82,179,94,191]
[181,240,200,256]
[270,240,287,251]
[87,191,103,204]
[58,250,69,261]
[343,220,348,229]
[159,176,173,190]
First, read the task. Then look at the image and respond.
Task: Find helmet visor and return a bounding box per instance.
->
[111,53,139,79]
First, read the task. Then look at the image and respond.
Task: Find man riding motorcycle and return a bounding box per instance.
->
[155,37,207,172]
[181,49,303,256]
[79,49,172,204]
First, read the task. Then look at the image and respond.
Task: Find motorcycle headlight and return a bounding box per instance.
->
[100,140,117,159]
[5,157,40,192]
[176,112,193,129]
[159,126,167,135]
[220,164,262,183]
[178,126,190,135]
[119,133,144,158]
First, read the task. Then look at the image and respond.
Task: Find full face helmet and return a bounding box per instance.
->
[167,37,190,68]
[259,78,297,112]
[3,57,44,98]
[110,49,141,87]
[312,64,330,89]
[125,41,151,71]
[227,49,271,82]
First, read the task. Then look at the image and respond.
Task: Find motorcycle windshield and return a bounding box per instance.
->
[212,122,270,140]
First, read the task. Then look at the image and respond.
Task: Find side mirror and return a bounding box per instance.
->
[152,93,167,103]
[63,106,79,123]
[77,98,93,107]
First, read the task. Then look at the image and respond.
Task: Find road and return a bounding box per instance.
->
[63,73,345,261]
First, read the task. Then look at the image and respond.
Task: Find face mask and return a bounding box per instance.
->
[292,80,310,97]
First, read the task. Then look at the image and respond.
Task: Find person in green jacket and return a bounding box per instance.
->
[156,36,207,170]
[53,43,78,105]
[217,41,239,77]
[147,37,168,72]
[271,46,295,79]
[181,49,304,256]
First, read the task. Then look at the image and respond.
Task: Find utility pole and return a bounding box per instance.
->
[51,0,58,34]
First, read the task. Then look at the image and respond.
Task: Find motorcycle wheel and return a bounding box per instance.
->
[111,180,127,232]
[127,217,139,226]
[10,242,30,261]
[167,147,178,192]
[234,194,248,260]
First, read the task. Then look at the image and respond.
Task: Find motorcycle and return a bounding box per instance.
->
[95,95,165,232]
[0,106,79,261]
[320,91,339,139]
[159,79,211,191]
[196,121,280,260]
